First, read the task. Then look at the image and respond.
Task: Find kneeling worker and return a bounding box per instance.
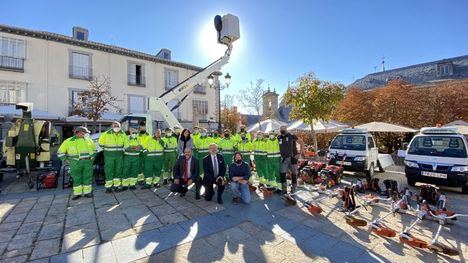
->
[229,152,251,204]
[58,126,96,199]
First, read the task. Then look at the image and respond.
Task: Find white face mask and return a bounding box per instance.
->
[201,133,207,137]
[269,135,275,139]
[84,134,90,139]
[113,127,121,133]
[166,132,172,137]
[130,134,137,138]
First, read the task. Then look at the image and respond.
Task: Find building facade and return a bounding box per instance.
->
[0,24,218,128]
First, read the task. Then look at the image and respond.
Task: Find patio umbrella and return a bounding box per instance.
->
[287,119,349,133]
[443,121,468,135]
[355,121,417,133]
[247,119,288,133]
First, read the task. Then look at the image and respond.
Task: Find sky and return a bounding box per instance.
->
[2,0,468,107]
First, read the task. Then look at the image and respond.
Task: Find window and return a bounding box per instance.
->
[128,95,146,113]
[194,84,206,94]
[165,69,178,90]
[69,89,83,115]
[368,137,375,149]
[72,27,89,41]
[437,63,452,77]
[0,37,26,71]
[193,100,208,121]
[0,80,27,104]
[330,135,366,151]
[69,51,92,79]
[128,63,145,86]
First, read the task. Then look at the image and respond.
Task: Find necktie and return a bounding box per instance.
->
[213,155,218,177]
[183,158,188,183]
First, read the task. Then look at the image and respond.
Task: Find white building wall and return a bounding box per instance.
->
[0,30,216,125]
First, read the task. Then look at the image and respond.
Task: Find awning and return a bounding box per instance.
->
[287,119,349,133]
[355,121,417,133]
[247,119,288,133]
[0,105,60,120]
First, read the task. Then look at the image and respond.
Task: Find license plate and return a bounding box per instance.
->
[336,161,352,166]
[421,171,447,179]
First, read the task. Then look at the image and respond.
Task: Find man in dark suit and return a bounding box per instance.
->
[202,143,226,204]
[171,147,201,198]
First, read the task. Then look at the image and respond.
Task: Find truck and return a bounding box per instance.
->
[404,127,468,194]
[327,128,380,178]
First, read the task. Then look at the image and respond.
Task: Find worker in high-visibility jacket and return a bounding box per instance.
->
[194,128,211,178]
[162,128,178,185]
[209,129,222,146]
[137,122,150,185]
[142,129,166,189]
[253,131,267,185]
[123,128,143,190]
[234,124,252,144]
[98,121,128,193]
[58,126,96,199]
[218,129,236,169]
[237,134,253,164]
[192,126,201,145]
[265,130,281,190]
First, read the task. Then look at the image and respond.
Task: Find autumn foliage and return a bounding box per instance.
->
[221,106,241,133]
[333,80,468,128]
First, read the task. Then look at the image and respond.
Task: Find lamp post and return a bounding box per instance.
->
[208,72,231,133]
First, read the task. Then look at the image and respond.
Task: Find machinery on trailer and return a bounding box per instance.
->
[0,103,60,189]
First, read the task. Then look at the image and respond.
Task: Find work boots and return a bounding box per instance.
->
[281,183,288,195]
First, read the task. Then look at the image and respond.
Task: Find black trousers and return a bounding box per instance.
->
[203,179,224,201]
[280,173,297,185]
[170,177,201,195]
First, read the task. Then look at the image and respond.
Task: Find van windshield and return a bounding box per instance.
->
[330,135,366,151]
[407,136,467,158]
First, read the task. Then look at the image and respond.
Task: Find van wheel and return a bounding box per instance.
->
[366,163,374,177]
[462,185,468,195]
[407,178,416,187]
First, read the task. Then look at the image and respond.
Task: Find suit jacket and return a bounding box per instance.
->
[173,155,199,182]
[203,153,226,183]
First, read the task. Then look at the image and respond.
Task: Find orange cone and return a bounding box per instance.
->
[344,215,367,227]
[399,234,429,249]
[370,223,396,237]
[306,203,323,214]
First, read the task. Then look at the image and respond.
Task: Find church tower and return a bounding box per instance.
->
[262,85,279,119]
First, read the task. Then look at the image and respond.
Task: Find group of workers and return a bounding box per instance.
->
[57,121,302,204]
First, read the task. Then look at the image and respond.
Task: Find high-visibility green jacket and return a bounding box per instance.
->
[137,132,150,146]
[161,135,177,152]
[237,141,253,154]
[124,136,143,156]
[58,136,96,161]
[98,130,127,152]
[192,133,201,145]
[253,139,266,154]
[209,135,221,146]
[234,132,252,143]
[219,137,236,153]
[143,137,166,156]
[195,136,211,153]
[265,138,280,157]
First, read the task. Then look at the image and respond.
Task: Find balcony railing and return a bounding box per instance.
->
[128,74,146,86]
[69,65,92,80]
[0,56,25,71]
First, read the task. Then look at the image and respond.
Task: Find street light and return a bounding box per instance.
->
[208,72,231,132]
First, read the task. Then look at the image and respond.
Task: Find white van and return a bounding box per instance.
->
[328,128,379,177]
[404,127,468,194]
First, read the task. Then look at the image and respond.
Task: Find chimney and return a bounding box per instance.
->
[381,56,386,72]
[72,26,89,41]
[156,48,172,60]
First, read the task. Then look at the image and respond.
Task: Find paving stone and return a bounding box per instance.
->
[93,196,118,208]
[159,212,187,226]
[118,198,143,208]
[23,209,48,223]
[0,242,6,256]
[83,242,117,263]
[179,206,208,219]
[62,223,100,252]
[275,240,316,262]
[95,205,122,218]
[16,222,42,235]
[111,235,147,263]
[0,221,22,231]
[97,214,130,230]
[3,212,28,223]
[29,238,60,260]
[100,227,136,242]
[50,249,83,263]
[133,221,163,234]
[65,211,96,227]
[6,233,34,250]
[149,204,177,218]
[0,230,16,243]
[123,205,159,227]
[26,258,50,263]
[46,206,67,216]
[0,255,29,263]
[2,246,32,259]
[280,225,319,244]
[299,233,340,257]
[141,197,166,207]
[38,222,63,241]
[43,213,66,225]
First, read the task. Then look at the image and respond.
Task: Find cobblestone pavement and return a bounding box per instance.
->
[0,168,466,263]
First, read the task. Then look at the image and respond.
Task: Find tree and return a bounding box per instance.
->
[221,106,241,133]
[72,75,121,133]
[237,79,265,126]
[283,72,345,151]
